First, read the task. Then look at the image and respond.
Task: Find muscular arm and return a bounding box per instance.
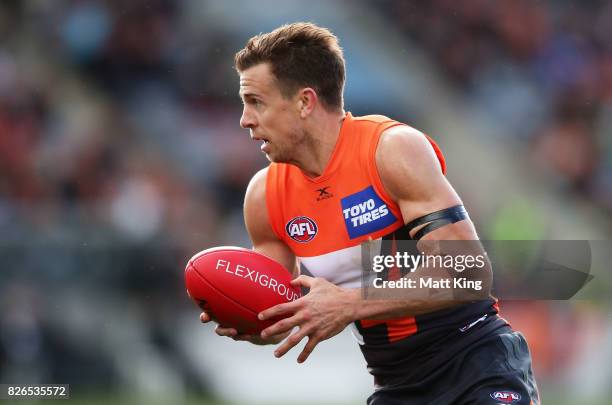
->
[376,126,473,240]
[344,126,483,320]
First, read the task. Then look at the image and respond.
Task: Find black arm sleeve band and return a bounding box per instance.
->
[405,204,469,240]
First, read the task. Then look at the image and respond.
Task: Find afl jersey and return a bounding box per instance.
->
[266,112,506,381]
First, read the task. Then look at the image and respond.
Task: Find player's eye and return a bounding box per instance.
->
[241,96,263,108]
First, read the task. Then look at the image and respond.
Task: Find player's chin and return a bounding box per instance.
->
[263,151,284,163]
[262,152,274,163]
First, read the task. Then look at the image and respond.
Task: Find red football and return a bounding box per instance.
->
[185,246,301,334]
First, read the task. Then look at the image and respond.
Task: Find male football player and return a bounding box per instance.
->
[200,22,539,404]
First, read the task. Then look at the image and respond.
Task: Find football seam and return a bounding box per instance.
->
[191,249,289,275]
[189,264,259,317]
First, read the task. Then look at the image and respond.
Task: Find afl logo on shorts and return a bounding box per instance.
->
[489,391,521,403]
[286,216,318,243]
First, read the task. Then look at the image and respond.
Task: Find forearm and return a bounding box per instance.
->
[346,288,459,321]
[350,236,492,321]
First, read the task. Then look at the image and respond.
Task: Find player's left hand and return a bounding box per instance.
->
[258,275,356,363]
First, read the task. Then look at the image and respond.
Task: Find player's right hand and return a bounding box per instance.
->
[199,312,289,345]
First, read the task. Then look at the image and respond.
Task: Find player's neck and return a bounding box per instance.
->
[294,110,346,178]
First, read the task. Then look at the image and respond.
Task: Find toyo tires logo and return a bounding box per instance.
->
[340,186,396,239]
[286,216,318,243]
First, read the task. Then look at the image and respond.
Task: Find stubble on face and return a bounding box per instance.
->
[239,63,311,165]
[270,123,312,165]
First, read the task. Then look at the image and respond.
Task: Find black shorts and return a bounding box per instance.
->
[367,328,540,405]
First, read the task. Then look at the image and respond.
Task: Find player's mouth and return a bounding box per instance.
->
[261,140,271,153]
[251,133,271,153]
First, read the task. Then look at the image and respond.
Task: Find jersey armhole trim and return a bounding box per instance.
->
[368,121,406,222]
[265,164,288,243]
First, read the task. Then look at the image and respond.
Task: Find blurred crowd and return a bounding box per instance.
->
[378,0,612,213]
[0,0,610,401]
[0,0,258,395]
[0,0,258,252]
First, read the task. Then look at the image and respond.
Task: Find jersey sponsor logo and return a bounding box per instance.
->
[340,186,397,239]
[489,391,522,403]
[286,216,318,243]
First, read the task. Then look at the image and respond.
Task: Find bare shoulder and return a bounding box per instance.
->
[376,125,441,172]
[244,167,271,237]
[244,166,269,209]
[375,125,448,202]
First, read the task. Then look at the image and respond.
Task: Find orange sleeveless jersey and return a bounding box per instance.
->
[266,112,446,256]
[265,112,503,377]
[265,111,445,331]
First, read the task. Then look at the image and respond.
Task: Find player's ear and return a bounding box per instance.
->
[298,88,317,118]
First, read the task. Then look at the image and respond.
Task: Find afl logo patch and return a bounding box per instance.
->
[286,216,318,243]
[489,391,522,403]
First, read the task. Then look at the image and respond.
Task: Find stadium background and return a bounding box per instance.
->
[0,0,611,403]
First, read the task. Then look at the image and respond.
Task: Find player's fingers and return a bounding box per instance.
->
[200,312,212,323]
[233,334,254,341]
[274,326,311,358]
[258,300,300,321]
[297,335,320,363]
[274,328,310,357]
[290,275,314,288]
[260,312,304,338]
[214,325,238,337]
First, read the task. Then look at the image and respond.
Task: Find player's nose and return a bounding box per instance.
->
[240,107,256,129]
